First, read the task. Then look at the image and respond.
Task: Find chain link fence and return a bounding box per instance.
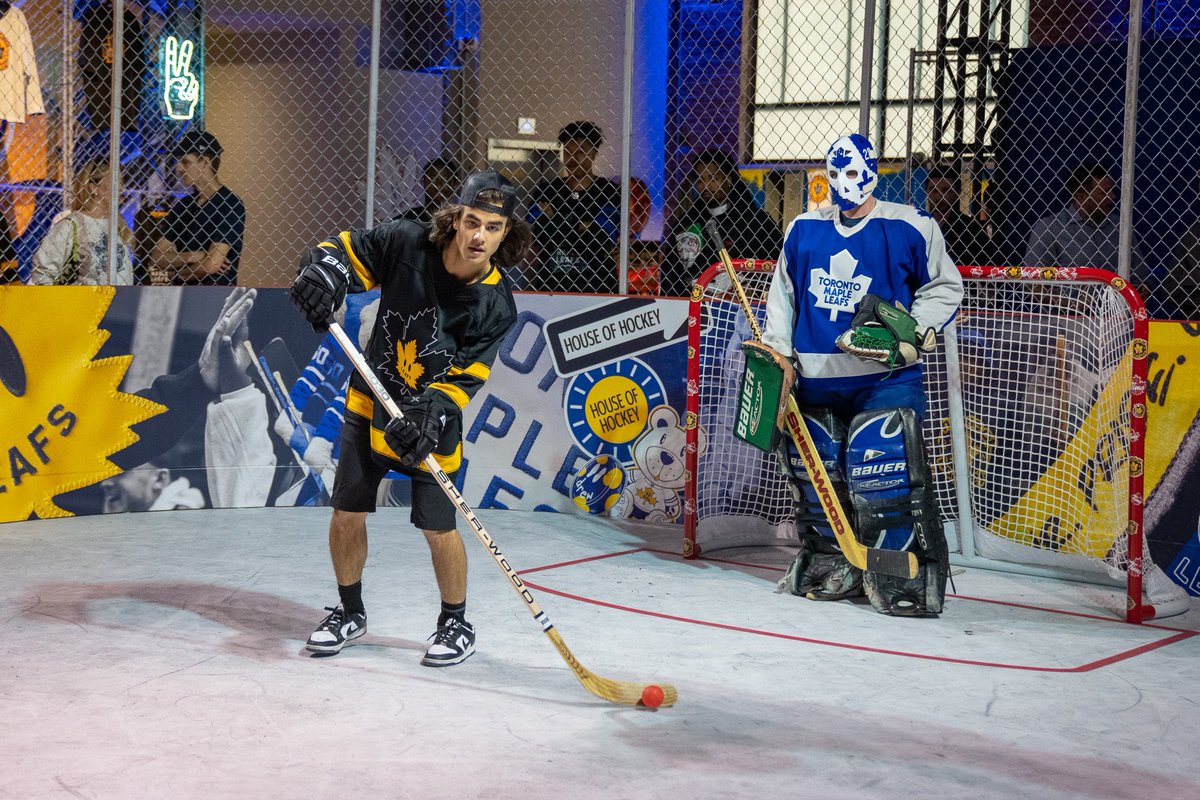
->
[0,0,1195,318]
[1137,2,1200,320]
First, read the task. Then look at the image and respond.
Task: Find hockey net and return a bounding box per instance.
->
[683,260,1189,622]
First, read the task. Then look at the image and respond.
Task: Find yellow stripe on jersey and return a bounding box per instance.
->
[338,231,377,290]
[369,427,462,473]
[448,362,491,381]
[429,382,470,409]
[346,386,373,419]
[481,265,501,285]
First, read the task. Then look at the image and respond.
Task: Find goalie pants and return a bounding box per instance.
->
[794,367,926,420]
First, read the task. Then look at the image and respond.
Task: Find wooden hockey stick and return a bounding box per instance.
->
[718,250,918,580]
[327,321,677,707]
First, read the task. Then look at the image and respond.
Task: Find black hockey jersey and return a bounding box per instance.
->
[318,219,517,473]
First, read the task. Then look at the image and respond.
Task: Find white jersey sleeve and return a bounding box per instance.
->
[205,385,276,507]
[762,217,802,358]
[906,208,964,333]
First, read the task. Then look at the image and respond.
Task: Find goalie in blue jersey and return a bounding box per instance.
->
[761,134,964,616]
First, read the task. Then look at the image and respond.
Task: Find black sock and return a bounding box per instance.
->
[338,581,364,616]
[439,600,466,626]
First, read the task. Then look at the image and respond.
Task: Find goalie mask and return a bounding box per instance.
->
[826,134,879,211]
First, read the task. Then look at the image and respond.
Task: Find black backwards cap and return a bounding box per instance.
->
[172,129,223,160]
[458,170,519,219]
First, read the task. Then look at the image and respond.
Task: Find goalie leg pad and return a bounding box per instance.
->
[781,408,849,539]
[846,407,949,617]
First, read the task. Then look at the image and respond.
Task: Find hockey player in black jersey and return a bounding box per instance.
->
[289,170,531,665]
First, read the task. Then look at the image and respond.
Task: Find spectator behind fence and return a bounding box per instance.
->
[395,157,460,225]
[663,149,782,297]
[1022,162,1143,274]
[925,164,992,267]
[29,158,133,286]
[1170,188,1200,319]
[528,120,621,293]
[149,130,245,286]
[627,240,663,296]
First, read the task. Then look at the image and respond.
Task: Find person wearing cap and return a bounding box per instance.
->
[528,120,622,293]
[149,130,245,285]
[289,169,531,666]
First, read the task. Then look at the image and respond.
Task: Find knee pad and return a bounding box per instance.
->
[846,407,950,616]
[781,408,849,541]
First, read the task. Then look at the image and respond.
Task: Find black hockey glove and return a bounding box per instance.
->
[290,247,350,331]
[384,394,451,468]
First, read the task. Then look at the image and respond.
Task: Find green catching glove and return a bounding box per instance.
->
[835,294,937,369]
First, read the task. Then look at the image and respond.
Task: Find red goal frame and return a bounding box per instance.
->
[683,260,1156,623]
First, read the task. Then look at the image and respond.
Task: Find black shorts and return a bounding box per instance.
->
[331,413,458,531]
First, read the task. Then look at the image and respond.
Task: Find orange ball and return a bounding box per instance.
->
[641,684,664,708]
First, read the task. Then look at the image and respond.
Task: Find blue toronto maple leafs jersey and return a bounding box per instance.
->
[762,200,963,390]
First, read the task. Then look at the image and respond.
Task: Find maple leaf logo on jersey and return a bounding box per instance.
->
[378,307,452,399]
[808,249,872,321]
[395,340,425,388]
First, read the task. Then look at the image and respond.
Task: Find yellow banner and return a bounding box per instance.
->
[1143,321,1200,495]
[988,352,1132,558]
[0,287,165,521]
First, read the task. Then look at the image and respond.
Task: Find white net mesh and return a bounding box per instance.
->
[924,272,1135,565]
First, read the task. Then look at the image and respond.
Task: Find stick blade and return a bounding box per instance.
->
[865,547,920,579]
[582,675,678,707]
[547,629,677,706]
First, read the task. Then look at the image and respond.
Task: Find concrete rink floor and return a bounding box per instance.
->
[2,507,1199,800]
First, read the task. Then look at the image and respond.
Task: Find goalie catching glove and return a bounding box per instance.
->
[835,293,936,369]
[383,393,453,468]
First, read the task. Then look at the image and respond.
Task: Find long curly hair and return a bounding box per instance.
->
[71,158,134,244]
[429,190,532,268]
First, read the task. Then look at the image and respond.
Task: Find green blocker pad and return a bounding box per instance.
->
[734,342,787,452]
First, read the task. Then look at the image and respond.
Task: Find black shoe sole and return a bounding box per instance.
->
[305,626,366,654]
[420,645,475,667]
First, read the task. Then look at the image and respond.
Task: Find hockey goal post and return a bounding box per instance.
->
[683,259,1189,623]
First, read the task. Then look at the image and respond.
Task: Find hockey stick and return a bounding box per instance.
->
[718,249,918,580]
[326,321,677,707]
[242,341,331,504]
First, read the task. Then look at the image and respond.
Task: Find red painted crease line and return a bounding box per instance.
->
[521,546,1199,672]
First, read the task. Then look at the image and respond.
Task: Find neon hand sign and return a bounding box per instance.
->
[162,35,200,121]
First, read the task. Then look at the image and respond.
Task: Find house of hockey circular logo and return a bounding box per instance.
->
[808,172,830,204]
[564,358,665,464]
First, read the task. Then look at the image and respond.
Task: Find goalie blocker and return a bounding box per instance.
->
[734,341,794,452]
